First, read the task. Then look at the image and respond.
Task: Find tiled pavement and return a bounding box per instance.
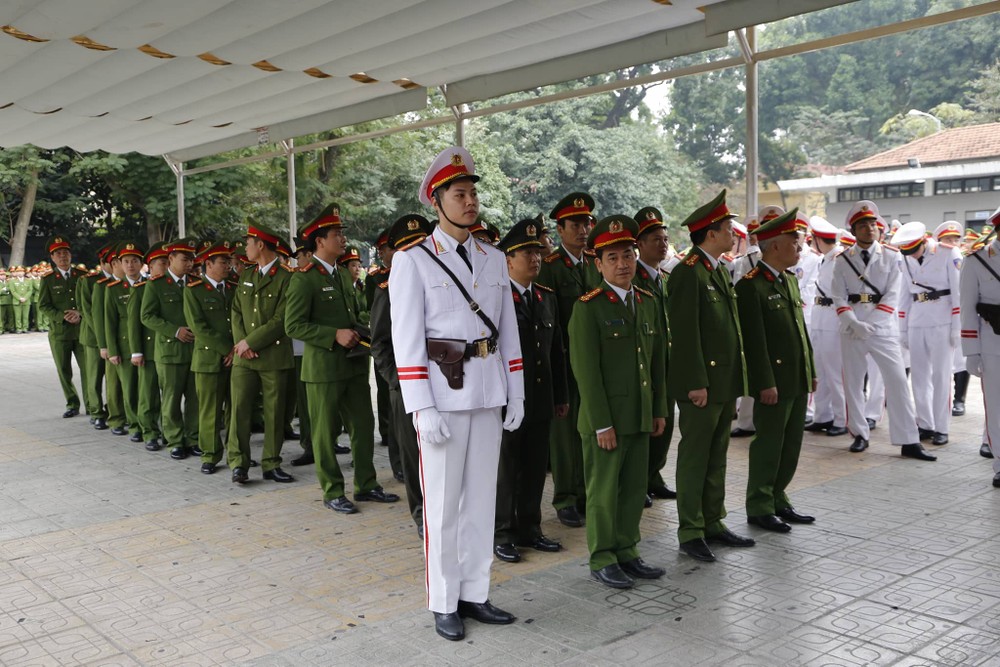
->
[1,332,998,666]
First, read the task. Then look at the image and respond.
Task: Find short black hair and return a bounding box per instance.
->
[306,224,338,253]
[690,219,726,247]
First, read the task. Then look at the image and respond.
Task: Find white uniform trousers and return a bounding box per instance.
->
[842,333,919,444]
[811,328,846,428]
[982,355,1000,474]
[736,396,755,431]
[418,407,502,613]
[865,356,886,424]
[908,324,953,434]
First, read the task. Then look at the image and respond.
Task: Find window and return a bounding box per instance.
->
[934,176,1000,195]
[837,182,924,202]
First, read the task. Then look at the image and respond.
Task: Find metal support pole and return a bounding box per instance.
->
[742,27,759,219]
[165,157,185,238]
[455,113,465,147]
[283,139,297,249]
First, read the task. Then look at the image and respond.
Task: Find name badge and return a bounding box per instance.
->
[767,294,781,301]
[243,281,253,287]
[706,284,717,291]
[322,286,337,292]
[604,319,625,326]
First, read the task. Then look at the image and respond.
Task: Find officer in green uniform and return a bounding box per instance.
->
[493,217,569,563]
[338,246,368,313]
[31,265,45,331]
[129,243,167,450]
[78,245,111,428]
[667,190,754,563]
[8,266,32,333]
[285,204,399,512]
[367,227,400,479]
[104,241,146,441]
[0,268,11,333]
[570,215,668,589]
[632,207,677,505]
[95,246,127,435]
[370,214,433,534]
[227,223,295,483]
[38,235,87,417]
[289,239,316,467]
[536,192,601,527]
[184,240,236,474]
[735,209,817,532]
[140,238,200,459]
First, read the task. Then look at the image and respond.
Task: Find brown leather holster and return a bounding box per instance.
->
[426,338,466,389]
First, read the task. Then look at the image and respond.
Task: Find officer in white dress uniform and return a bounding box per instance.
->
[390,147,525,641]
[960,217,1000,486]
[832,201,936,461]
[894,222,961,446]
[804,216,849,437]
[936,221,972,417]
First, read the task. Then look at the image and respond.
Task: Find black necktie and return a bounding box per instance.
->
[625,291,634,314]
[217,282,225,297]
[456,244,472,273]
[917,256,924,265]
[860,249,870,266]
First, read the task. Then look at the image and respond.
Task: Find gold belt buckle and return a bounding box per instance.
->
[476,340,489,358]
[915,293,928,302]
[859,294,872,304]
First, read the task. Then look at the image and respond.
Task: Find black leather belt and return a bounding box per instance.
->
[847,293,882,304]
[464,337,498,360]
[913,289,951,302]
[815,296,833,306]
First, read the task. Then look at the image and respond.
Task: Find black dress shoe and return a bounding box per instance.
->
[931,432,949,446]
[355,487,400,503]
[644,494,653,508]
[89,417,97,425]
[648,484,677,499]
[201,462,216,475]
[63,408,79,418]
[747,514,791,533]
[249,459,259,467]
[129,432,143,443]
[291,450,314,466]
[804,420,832,432]
[901,443,937,461]
[170,446,189,460]
[866,418,877,430]
[393,470,405,482]
[952,401,965,417]
[111,426,128,436]
[981,442,993,459]
[619,558,666,579]
[918,427,935,442]
[679,538,716,562]
[457,600,516,624]
[284,429,300,441]
[777,507,815,523]
[94,418,108,430]
[590,564,634,589]
[825,426,849,437]
[334,444,351,455]
[730,428,756,438]
[323,496,358,514]
[145,440,161,452]
[433,612,465,641]
[517,535,561,552]
[494,543,521,562]
[556,506,584,527]
[232,467,249,484]
[189,445,204,456]
[263,467,295,483]
[849,436,869,453]
[993,472,1000,489]
[706,529,755,547]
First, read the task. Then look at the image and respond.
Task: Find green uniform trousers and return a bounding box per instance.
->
[196,368,230,465]
[550,380,586,511]
[112,360,139,433]
[582,431,648,570]
[227,366,286,472]
[136,360,162,442]
[12,302,29,332]
[83,345,106,419]
[390,388,422,527]
[675,400,735,543]
[375,367,401,477]
[647,398,676,491]
[306,380,377,501]
[158,362,198,449]
[284,362,298,435]
[105,358,125,429]
[48,336,85,411]
[746,393,808,516]
[36,304,49,331]
[496,418,551,545]
[293,355,311,450]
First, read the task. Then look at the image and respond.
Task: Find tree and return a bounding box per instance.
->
[967,59,1000,121]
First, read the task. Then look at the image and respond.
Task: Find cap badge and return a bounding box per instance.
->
[609,220,623,233]
[223,241,231,249]
[450,154,464,167]
[332,207,340,217]
[526,224,536,237]
[55,237,63,243]
[407,219,419,231]
[573,197,585,209]
[125,243,134,250]
[646,211,657,220]
[861,205,869,212]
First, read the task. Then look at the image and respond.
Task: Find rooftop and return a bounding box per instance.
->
[845,122,1000,173]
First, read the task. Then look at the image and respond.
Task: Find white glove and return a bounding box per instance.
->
[502,399,525,432]
[413,408,450,445]
[967,354,984,378]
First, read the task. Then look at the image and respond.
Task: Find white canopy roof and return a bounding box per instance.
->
[0,0,853,161]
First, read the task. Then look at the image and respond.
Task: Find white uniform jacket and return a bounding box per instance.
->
[961,239,1000,357]
[898,241,962,333]
[812,246,842,332]
[832,242,902,334]
[389,227,525,413]
[794,247,823,326]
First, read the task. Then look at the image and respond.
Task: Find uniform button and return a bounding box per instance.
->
[642,381,648,387]
[776,359,783,365]
[536,378,542,383]
[637,347,641,352]
[536,360,541,365]
[639,364,644,370]
[536,342,540,348]
[613,333,619,338]
[710,360,716,367]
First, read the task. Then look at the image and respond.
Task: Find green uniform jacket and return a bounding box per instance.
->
[370,282,398,390]
[569,283,668,436]
[104,279,139,359]
[365,266,389,315]
[77,272,103,346]
[39,268,86,340]
[537,247,602,348]
[183,278,236,373]
[127,281,156,360]
[231,262,293,371]
[513,283,568,422]
[8,278,33,304]
[666,246,747,403]
[0,280,10,306]
[140,273,194,365]
[285,261,367,383]
[735,265,816,396]
[92,277,112,349]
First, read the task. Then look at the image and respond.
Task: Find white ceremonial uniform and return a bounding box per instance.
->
[898,241,962,436]
[960,238,1000,471]
[795,246,823,421]
[732,245,761,282]
[732,251,758,432]
[865,248,908,425]
[390,227,524,614]
[833,242,919,444]
[811,245,847,429]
